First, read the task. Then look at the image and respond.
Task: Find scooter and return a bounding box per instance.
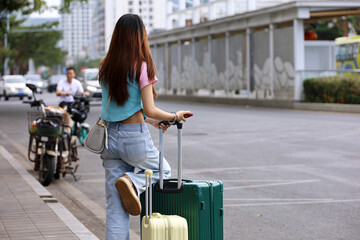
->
[67,94,91,145]
[24,83,80,186]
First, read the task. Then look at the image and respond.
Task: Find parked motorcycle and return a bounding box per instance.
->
[24,83,80,186]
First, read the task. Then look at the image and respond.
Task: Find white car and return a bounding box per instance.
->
[0,75,32,101]
[48,74,66,92]
[24,74,47,93]
[78,68,102,100]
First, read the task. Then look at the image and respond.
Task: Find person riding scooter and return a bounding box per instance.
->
[56,67,90,108]
[56,67,89,130]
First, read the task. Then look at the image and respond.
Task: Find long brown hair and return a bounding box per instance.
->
[99,14,157,105]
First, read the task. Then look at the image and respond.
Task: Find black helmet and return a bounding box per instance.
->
[71,109,87,122]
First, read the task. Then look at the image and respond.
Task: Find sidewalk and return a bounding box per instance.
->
[0,145,99,240]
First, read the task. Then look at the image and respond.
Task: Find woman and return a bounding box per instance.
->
[99,14,192,240]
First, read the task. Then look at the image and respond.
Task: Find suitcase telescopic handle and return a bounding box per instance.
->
[145,169,153,224]
[158,121,183,191]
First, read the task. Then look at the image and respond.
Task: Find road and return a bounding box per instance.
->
[0,92,360,240]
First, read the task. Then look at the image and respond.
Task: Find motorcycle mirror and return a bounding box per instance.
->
[26,83,37,92]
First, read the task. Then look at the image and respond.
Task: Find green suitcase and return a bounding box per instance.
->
[140,122,224,240]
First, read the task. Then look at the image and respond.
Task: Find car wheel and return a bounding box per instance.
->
[4,91,9,101]
[28,96,32,100]
[20,96,24,100]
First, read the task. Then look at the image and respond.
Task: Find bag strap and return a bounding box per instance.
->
[95,95,111,149]
[99,95,111,125]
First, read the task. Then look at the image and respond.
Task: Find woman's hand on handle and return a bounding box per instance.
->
[176,111,193,122]
[159,122,171,133]
[145,118,171,133]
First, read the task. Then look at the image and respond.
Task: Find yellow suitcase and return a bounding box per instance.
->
[141,170,188,240]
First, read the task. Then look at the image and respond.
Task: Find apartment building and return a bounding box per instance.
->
[167,0,299,29]
[60,0,92,65]
[91,0,166,59]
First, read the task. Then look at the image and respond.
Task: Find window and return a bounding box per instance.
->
[338,45,346,61]
[353,43,359,59]
[129,1,133,5]
[186,0,193,8]
[346,44,353,60]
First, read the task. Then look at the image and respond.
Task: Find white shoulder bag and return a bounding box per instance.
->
[84,96,111,154]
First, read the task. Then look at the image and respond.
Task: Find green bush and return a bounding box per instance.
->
[303,76,360,104]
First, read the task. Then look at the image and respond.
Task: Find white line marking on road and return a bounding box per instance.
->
[0,129,8,137]
[224,199,360,207]
[284,165,360,188]
[236,136,280,144]
[315,132,359,141]
[183,164,304,174]
[78,178,104,183]
[224,198,333,201]
[71,172,104,176]
[221,179,304,182]
[224,179,320,190]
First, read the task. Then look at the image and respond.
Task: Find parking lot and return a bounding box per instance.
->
[1,94,360,239]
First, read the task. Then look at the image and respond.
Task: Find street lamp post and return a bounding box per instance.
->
[4,11,10,75]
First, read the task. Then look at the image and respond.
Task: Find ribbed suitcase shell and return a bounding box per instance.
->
[142,213,188,240]
[140,179,223,240]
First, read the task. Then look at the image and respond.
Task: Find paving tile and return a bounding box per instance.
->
[8,234,43,240]
[0,220,10,239]
[0,233,10,240]
[2,225,36,231]
[44,234,79,240]
[0,148,97,240]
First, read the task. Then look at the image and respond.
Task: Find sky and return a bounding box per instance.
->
[29,0,61,18]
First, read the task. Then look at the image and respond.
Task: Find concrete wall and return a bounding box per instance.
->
[149,8,301,100]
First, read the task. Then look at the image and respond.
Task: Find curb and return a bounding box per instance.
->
[0,146,53,199]
[158,95,360,114]
[293,102,360,113]
[0,146,99,240]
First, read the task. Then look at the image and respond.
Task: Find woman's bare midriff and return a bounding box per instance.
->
[120,110,144,124]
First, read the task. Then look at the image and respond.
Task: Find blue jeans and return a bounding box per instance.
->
[101,122,171,240]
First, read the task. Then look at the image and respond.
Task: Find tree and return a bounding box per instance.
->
[73,58,102,74]
[306,20,344,41]
[0,17,66,74]
[346,15,360,35]
[306,15,360,42]
[0,0,87,74]
[0,0,87,16]
[1,1,47,33]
